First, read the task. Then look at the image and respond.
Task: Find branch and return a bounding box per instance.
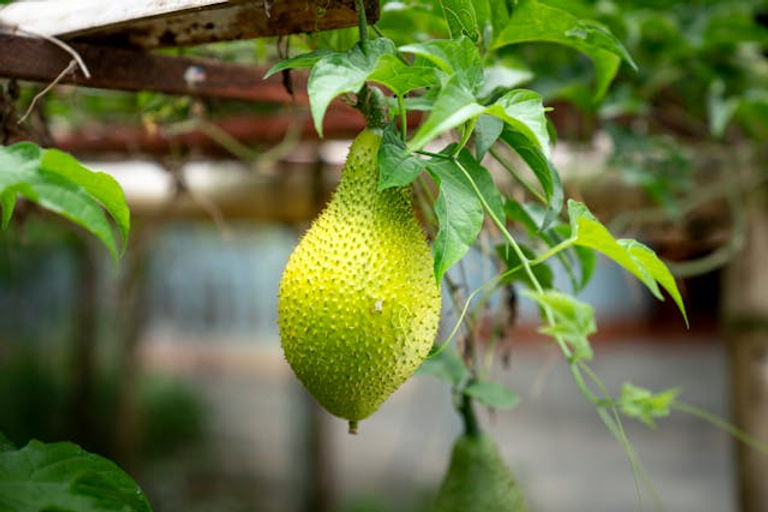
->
[17,60,76,124]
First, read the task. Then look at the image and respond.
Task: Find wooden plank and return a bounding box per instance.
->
[0,33,303,103]
[0,0,379,49]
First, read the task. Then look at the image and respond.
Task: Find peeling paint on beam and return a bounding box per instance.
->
[0,0,380,49]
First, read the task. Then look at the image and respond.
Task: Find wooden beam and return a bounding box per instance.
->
[0,0,379,49]
[0,33,303,103]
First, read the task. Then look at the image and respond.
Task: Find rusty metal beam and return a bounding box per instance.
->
[0,33,304,103]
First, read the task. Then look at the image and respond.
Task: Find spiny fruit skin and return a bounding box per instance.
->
[277,129,441,425]
[430,434,528,512]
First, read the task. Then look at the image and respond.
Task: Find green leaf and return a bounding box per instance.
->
[424,148,504,283]
[485,90,551,156]
[40,149,130,251]
[399,37,484,92]
[480,64,534,100]
[0,439,152,512]
[504,199,541,236]
[619,239,688,326]
[464,380,519,409]
[499,128,561,226]
[417,348,468,386]
[474,114,504,160]
[407,74,486,153]
[436,0,479,41]
[455,149,504,225]
[378,124,426,189]
[619,383,679,428]
[263,50,333,79]
[525,290,596,361]
[307,38,396,136]
[573,245,597,292]
[567,200,688,325]
[568,200,661,298]
[0,143,130,261]
[367,54,440,97]
[494,0,635,100]
[409,86,551,156]
[425,153,484,283]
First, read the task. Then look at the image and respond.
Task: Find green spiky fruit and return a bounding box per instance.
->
[430,434,528,512]
[277,129,441,430]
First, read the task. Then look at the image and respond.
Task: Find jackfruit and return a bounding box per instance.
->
[277,129,441,432]
[430,433,528,512]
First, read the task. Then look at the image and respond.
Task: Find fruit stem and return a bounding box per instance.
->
[348,420,359,435]
[459,386,481,438]
[356,84,389,130]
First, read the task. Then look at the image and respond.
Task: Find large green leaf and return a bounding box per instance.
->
[307,38,396,136]
[0,143,130,261]
[407,74,486,153]
[485,90,550,155]
[0,439,152,512]
[399,37,484,92]
[425,148,504,282]
[367,54,440,97]
[409,85,550,156]
[494,0,636,100]
[436,0,479,41]
[425,154,483,283]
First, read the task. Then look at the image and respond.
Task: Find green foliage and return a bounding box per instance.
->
[566,200,688,325]
[499,129,562,227]
[495,0,635,100]
[619,383,679,428]
[0,439,152,512]
[305,39,398,134]
[0,143,130,261]
[525,290,596,362]
[425,148,503,282]
[377,124,426,188]
[464,380,519,409]
[417,348,468,386]
[436,0,479,41]
[0,433,13,453]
